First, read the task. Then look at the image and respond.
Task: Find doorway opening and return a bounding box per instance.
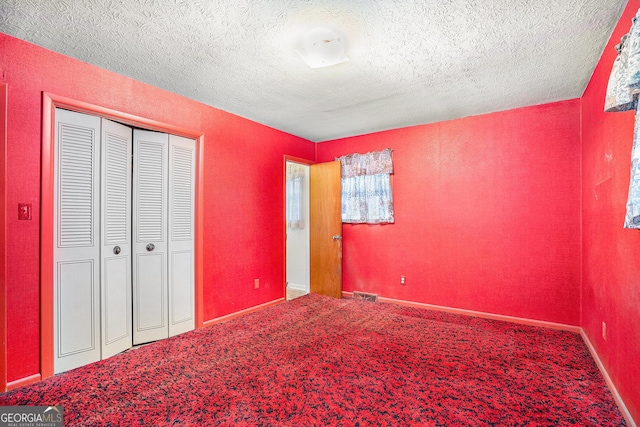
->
[283,157,343,301]
[284,158,312,301]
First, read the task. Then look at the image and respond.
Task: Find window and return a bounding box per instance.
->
[286,163,306,229]
[338,148,394,224]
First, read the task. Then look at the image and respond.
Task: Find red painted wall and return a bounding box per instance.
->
[0,33,315,384]
[317,100,582,325]
[581,0,640,422]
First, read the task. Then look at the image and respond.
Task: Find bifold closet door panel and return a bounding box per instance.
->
[54,108,102,374]
[168,135,195,337]
[101,118,133,358]
[133,129,169,345]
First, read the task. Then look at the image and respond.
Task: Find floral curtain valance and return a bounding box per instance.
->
[340,148,393,178]
[337,148,394,224]
[605,34,636,112]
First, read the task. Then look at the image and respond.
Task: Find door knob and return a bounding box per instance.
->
[146,243,155,252]
[332,235,342,241]
[113,246,121,255]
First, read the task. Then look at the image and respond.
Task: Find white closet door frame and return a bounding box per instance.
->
[168,135,195,337]
[53,108,101,374]
[132,129,169,344]
[100,118,133,358]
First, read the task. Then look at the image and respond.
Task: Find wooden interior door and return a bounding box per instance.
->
[310,161,342,298]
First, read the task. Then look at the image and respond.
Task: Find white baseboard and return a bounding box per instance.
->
[286,282,307,292]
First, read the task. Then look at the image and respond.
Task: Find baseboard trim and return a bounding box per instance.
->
[286,283,307,292]
[580,330,637,427]
[6,373,41,392]
[202,298,285,327]
[343,292,580,333]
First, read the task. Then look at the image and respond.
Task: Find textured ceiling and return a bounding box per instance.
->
[0,0,628,142]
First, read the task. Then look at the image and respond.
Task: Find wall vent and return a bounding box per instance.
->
[352,291,378,302]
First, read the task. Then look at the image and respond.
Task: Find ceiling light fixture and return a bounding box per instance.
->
[296,27,348,69]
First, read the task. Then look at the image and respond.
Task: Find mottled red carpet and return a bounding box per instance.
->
[0,294,625,426]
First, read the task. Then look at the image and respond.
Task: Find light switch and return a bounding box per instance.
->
[18,203,32,220]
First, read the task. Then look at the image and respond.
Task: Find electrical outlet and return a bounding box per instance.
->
[254,279,259,289]
[602,321,607,340]
[18,203,32,220]
[400,276,406,285]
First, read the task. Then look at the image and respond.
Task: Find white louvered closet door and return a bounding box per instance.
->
[54,109,102,373]
[133,129,169,345]
[100,118,133,358]
[168,135,195,337]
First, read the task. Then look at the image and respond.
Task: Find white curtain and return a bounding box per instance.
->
[286,163,305,229]
[625,102,640,227]
[338,148,394,224]
[604,8,640,228]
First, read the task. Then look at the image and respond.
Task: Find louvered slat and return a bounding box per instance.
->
[59,123,95,247]
[171,146,193,240]
[137,141,165,241]
[105,131,130,244]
